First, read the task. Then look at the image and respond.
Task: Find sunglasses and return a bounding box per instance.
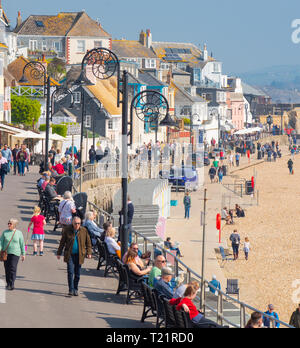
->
[8,222,12,225]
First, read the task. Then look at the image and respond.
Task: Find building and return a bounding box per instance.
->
[14,11,111,65]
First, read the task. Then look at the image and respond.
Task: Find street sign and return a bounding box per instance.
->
[67,124,81,136]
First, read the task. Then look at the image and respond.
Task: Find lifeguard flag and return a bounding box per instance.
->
[251,176,255,189]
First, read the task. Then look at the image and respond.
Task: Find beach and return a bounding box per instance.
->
[166,142,299,324]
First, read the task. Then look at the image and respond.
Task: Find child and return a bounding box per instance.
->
[28,206,46,256]
[243,237,251,261]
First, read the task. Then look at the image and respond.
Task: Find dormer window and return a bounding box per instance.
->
[35,21,44,28]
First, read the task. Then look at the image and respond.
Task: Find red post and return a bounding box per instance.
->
[216,213,221,243]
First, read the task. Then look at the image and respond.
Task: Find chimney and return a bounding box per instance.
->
[139,30,147,46]
[16,11,22,28]
[146,29,152,48]
[203,44,208,61]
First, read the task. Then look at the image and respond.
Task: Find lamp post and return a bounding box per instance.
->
[77,47,177,257]
[210,108,220,146]
[19,61,51,171]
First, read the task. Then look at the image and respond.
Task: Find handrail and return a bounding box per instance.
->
[131,229,294,328]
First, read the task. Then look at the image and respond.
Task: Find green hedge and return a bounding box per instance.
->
[39,124,68,137]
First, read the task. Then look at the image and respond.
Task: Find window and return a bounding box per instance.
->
[145,59,156,69]
[29,40,38,51]
[74,92,81,103]
[35,21,44,27]
[42,40,47,51]
[85,115,92,128]
[77,40,85,53]
[94,41,102,48]
[53,41,61,52]
[108,120,113,130]
[213,63,220,73]
[160,63,170,70]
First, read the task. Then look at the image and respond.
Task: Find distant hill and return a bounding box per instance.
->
[237,65,300,103]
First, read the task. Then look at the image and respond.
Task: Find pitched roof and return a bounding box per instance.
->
[152,42,214,67]
[14,12,110,38]
[112,40,157,59]
[138,70,166,87]
[171,81,206,104]
[86,78,121,116]
[7,56,60,86]
[242,82,269,97]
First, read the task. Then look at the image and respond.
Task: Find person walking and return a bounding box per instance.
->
[1,145,12,174]
[288,158,294,175]
[57,217,92,296]
[89,146,96,164]
[183,191,191,219]
[0,219,25,290]
[243,237,251,261]
[16,146,28,176]
[263,304,280,328]
[289,304,300,328]
[229,229,241,260]
[208,166,217,183]
[12,144,19,175]
[58,191,77,231]
[217,167,224,184]
[28,206,46,256]
[0,152,9,191]
[235,152,240,167]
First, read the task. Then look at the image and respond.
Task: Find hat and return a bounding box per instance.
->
[161,267,173,277]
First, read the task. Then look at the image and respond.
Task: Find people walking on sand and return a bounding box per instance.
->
[230,229,240,261]
[0,219,25,290]
[263,304,280,328]
[235,153,240,167]
[217,167,224,184]
[288,158,294,175]
[57,217,92,297]
[243,237,250,260]
[28,206,46,256]
[289,304,300,328]
[209,166,217,183]
[183,191,191,219]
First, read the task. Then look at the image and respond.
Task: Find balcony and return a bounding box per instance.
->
[28,49,59,59]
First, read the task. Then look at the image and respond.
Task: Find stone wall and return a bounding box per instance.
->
[82,178,121,214]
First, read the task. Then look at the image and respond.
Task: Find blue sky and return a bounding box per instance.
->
[4,0,300,74]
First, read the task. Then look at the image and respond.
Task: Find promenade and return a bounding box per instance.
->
[0,168,154,328]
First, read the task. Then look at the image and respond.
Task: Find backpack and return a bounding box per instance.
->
[0,162,9,175]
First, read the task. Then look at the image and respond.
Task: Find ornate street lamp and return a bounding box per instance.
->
[78,47,176,257]
[19,61,51,170]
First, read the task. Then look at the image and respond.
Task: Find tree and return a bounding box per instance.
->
[11,95,41,127]
[47,58,66,81]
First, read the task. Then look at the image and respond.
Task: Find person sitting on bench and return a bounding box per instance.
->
[235,204,245,217]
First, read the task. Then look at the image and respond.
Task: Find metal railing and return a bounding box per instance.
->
[131,229,293,328]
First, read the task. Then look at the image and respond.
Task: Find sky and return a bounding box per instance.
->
[4,0,300,74]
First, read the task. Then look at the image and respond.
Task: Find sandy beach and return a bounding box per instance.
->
[166,139,299,325]
[221,147,300,323]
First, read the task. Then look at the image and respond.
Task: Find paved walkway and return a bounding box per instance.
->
[0,168,154,328]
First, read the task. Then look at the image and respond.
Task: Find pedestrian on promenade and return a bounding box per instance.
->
[289,304,300,328]
[0,152,9,190]
[28,206,46,256]
[16,146,28,176]
[229,229,240,261]
[57,217,92,297]
[1,144,12,174]
[245,312,263,328]
[243,237,251,261]
[212,157,219,169]
[0,219,25,290]
[208,166,217,183]
[89,145,96,164]
[235,153,240,167]
[164,237,183,257]
[217,167,224,184]
[183,191,191,219]
[263,304,280,328]
[12,144,19,175]
[287,159,294,175]
[127,196,134,244]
